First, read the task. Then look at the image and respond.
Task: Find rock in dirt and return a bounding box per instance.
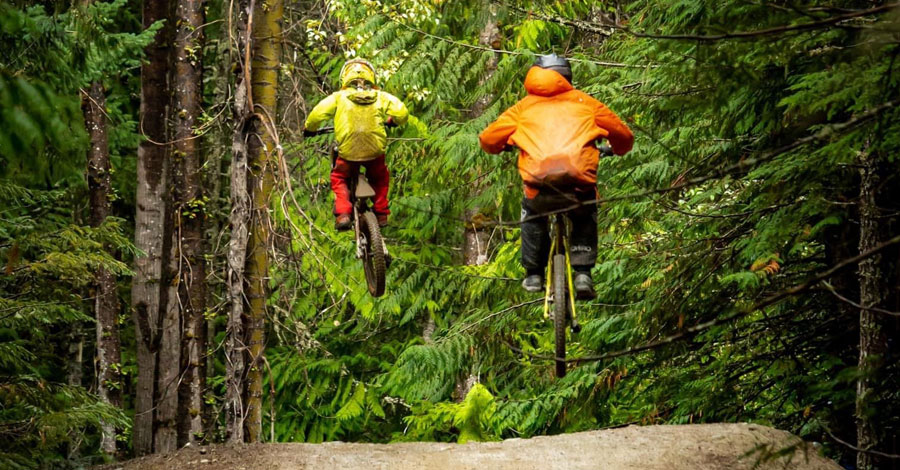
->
[104,423,840,470]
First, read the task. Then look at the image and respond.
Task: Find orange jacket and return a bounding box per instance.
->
[479,66,633,197]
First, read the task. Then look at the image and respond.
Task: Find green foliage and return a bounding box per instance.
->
[0,1,151,466]
[3,0,900,467]
[266,2,900,466]
[403,383,501,443]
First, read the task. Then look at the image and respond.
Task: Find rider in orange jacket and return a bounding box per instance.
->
[479,54,634,298]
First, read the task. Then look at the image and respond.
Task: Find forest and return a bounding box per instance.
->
[1,0,899,468]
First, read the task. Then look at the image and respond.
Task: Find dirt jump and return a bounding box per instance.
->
[110,423,840,470]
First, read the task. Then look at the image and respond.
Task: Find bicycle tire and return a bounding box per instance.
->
[553,253,568,378]
[360,211,386,297]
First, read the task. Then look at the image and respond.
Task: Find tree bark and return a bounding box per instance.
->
[132,0,173,455]
[155,217,180,452]
[154,0,185,446]
[66,325,84,387]
[456,6,502,401]
[171,0,208,447]
[462,5,501,267]
[225,0,251,444]
[856,149,888,470]
[243,0,283,443]
[82,81,122,456]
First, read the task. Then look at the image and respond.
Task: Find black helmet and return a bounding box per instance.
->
[534,53,572,83]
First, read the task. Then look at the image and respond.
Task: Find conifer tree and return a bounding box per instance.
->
[171,0,208,447]
[82,79,122,456]
[132,0,172,455]
[244,0,283,443]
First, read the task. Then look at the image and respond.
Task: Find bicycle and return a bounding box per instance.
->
[538,143,614,378]
[304,127,388,297]
[543,207,580,378]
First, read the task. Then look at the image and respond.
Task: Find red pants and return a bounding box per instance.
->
[331,155,390,216]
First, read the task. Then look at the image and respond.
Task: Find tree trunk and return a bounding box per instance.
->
[856,149,888,470]
[171,0,208,447]
[66,325,84,387]
[456,6,502,401]
[243,0,283,443]
[155,234,180,453]
[132,0,173,456]
[462,6,501,267]
[225,0,251,444]
[82,81,122,456]
[154,6,185,448]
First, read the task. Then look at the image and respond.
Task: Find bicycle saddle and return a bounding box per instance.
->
[355,174,376,198]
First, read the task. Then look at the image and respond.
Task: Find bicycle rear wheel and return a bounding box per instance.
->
[552,253,568,378]
[359,211,386,297]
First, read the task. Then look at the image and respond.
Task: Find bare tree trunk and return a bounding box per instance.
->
[856,149,888,470]
[83,81,122,456]
[225,0,251,444]
[462,6,501,267]
[244,0,283,443]
[132,0,172,455]
[155,237,180,453]
[155,7,184,448]
[171,0,208,447]
[456,6,502,401]
[67,325,84,387]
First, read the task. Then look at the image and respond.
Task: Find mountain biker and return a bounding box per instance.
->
[479,54,634,299]
[304,58,409,230]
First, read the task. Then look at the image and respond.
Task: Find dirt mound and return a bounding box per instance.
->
[109,423,840,470]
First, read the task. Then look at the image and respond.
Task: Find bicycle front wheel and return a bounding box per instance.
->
[359,211,386,297]
[552,253,568,378]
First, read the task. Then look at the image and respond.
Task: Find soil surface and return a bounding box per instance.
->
[107,423,840,470]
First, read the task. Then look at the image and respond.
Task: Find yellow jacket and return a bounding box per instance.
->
[305,88,409,161]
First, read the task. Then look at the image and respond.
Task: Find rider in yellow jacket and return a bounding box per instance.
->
[305,59,409,230]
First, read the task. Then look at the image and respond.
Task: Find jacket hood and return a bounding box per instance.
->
[524,66,573,97]
[345,89,378,105]
[341,60,376,88]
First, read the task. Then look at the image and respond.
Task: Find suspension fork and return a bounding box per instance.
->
[350,174,365,259]
[560,215,578,328]
[543,214,578,327]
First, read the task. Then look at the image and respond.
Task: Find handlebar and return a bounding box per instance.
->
[303,126,334,137]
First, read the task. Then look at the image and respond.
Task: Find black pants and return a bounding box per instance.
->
[521,188,598,276]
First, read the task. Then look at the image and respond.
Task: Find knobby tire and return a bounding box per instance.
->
[553,253,568,378]
[360,211,386,297]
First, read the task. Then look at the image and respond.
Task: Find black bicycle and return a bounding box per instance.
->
[305,127,387,297]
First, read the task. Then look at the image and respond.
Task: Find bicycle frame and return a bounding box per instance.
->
[350,173,377,259]
[332,146,376,259]
[542,213,578,330]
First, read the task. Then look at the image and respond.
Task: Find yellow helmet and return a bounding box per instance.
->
[340,58,376,88]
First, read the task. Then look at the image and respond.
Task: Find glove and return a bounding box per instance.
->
[303,128,316,137]
[385,116,398,128]
[598,144,614,156]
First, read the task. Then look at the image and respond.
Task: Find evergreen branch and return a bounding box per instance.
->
[507,233,900,364]
[506,3,899,41]
[393,257,519,282]
[391,18,650,68]
[451,298,544,337]
[822,281,900,317]
[822,423,900,459]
